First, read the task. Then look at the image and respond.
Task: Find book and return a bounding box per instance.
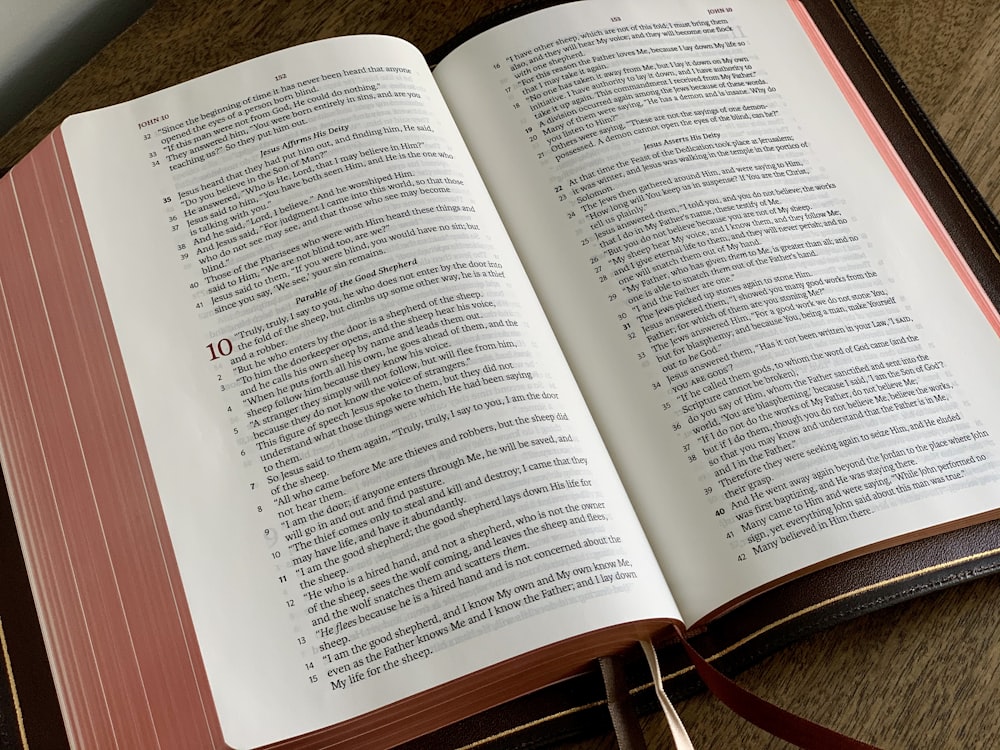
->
[3,0,1000,747]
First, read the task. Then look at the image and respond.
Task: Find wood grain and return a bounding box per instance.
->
[2,1,999,748]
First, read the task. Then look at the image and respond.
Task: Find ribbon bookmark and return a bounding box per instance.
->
[640,640,695,750]
[668,625,882,749]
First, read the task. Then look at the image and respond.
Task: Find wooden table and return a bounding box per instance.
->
[3,1,1000,748]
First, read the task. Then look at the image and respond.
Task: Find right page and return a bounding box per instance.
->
[434,0,1000,624]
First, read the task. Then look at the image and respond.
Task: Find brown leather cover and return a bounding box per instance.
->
[4,1,1000,749]
[1,479,67,750]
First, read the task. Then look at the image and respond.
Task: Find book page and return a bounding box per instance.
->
[60,36,677,748]
[434,0,1000,624]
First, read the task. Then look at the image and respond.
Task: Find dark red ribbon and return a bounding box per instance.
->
[673,624,881,749]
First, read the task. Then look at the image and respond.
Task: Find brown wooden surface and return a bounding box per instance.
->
[2,1,1000,748]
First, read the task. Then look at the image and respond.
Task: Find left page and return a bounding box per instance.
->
[59,36,677,749]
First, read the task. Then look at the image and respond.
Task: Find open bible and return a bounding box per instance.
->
[3,0,1000,747]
